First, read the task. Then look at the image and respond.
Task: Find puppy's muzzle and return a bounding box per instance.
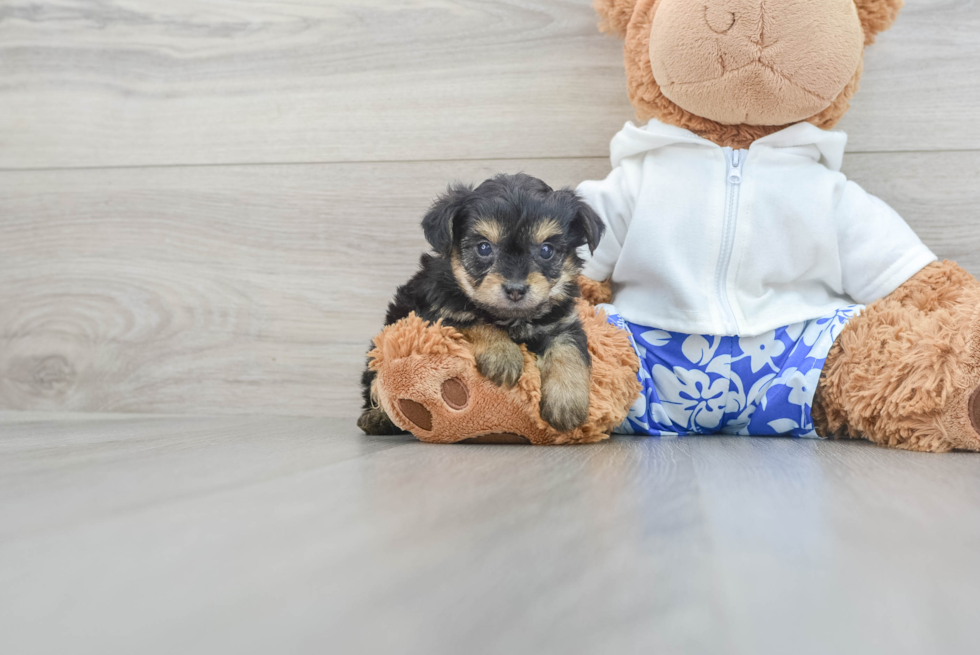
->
[503,282,528,303]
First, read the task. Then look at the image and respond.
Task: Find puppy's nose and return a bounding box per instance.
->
[503,282,528,302]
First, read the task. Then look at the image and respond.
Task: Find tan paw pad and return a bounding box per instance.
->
[441,377,469,410]
[969,386,980,436]
[398,399,432,431]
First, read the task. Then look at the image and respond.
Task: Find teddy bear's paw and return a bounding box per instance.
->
[394,377,469,433]
[391,376,534,444]
[474,340,524,388]
[954,303,980,450]
[357,407,406,435]
[966,386,980,441]
[930,303,980,451]
[921,379,980,452]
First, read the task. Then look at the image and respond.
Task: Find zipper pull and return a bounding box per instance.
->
[728,149,743,184]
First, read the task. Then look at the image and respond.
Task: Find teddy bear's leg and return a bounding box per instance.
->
[813,261,980,452]
[378,348,549,444]
[577,275,613,305]
[368,302,634,445]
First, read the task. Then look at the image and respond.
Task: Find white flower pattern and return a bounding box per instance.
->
[651,365,728,431]
[736,332,787,373]
[604,305,862,438]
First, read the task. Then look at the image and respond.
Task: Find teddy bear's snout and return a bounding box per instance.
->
[651,0,865,126]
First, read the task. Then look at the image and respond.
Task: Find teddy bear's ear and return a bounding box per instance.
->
[594,0,638,39]
[853,0,904,45]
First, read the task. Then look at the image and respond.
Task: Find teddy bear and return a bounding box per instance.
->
[365,0,980,452]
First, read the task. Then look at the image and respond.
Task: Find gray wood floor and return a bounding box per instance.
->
[1,414,978,655]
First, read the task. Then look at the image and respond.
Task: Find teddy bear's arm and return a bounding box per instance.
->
[576,164,637,283]
[833,180,938,304]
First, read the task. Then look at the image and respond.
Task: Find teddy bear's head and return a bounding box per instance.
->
[595,0,903,148]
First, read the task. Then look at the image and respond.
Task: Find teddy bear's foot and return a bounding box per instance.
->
[815,263,980,452]
[921,384,980,452]
[927,303,980,452]
[889,261,980,451]
[366,304,640,445]
[381,355,560,444]
[366,314,560,444]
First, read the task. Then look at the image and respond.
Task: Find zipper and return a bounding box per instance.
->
[715,147,745,335]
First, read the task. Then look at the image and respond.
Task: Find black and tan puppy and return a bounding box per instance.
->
[359,173,605,436]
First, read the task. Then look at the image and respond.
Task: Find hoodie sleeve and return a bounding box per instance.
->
[834,180,937,304]
[575,161,638,282]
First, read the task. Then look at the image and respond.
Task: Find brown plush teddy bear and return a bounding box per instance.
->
[366,0,980,452]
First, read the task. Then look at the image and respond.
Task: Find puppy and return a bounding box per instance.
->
[358,173,605,436]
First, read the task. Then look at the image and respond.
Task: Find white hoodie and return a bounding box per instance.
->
[577,119,936,337]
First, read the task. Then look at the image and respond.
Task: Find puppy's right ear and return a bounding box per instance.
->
[594,0,638,39]
[421,183,472,257]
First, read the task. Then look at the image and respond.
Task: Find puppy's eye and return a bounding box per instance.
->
[539,244,555,260]
[476,242,493,257]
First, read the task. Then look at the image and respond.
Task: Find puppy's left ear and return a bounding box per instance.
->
[421,183,472,257]
[557,189,605,254]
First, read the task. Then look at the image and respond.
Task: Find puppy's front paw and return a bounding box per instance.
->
[475,339,525,388]
[463,324,524,388]
[538,338,591,432]
[540,380,590,432]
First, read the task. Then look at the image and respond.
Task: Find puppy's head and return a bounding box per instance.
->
[422,173,604,319]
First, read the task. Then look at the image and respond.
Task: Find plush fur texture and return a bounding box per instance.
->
[813,261,980,452]
[648,0,865,126]
[367,295,642,445]
[596,0,903,148]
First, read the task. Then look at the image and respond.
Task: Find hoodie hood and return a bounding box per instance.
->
[610,119,849,172]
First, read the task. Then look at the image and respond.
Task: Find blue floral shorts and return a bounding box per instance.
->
[598,304,863,438]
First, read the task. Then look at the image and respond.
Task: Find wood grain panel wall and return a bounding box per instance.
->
[1,0,979,417]
[2,153,978,416]
[1,0,979,170]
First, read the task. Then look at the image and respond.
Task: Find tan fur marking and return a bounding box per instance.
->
[462,324,525,388]
[526,271,552,301]
[472,271,506,306]
[437,306,477,323]
[472,218,504,243]
[532,218,562,243]
[549,260,577,299]
[451,254,477,296]
[538,335,591,432]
